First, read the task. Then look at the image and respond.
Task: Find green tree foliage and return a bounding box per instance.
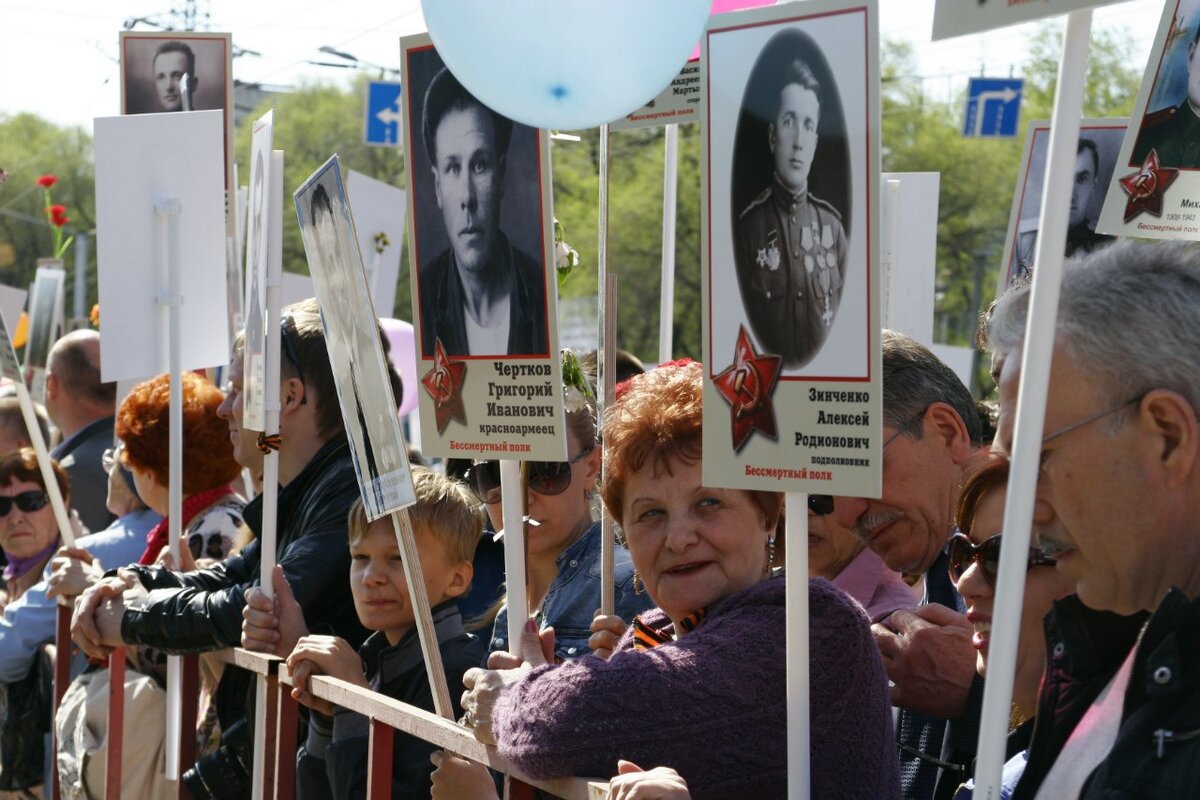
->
[233,75,408,316]
[0,113,97,320]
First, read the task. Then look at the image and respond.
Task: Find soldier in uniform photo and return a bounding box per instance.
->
[1133,22,1200,169]
[1014,138,1115,278]
[734,56,846,370]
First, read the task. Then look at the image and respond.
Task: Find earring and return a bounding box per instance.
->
[584,488,594,501]
[767,536,777,569]
[633,571,644,595]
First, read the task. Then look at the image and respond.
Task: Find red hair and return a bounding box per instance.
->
[117,372,240,494]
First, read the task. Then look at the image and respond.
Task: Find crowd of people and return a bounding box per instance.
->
[0,238,1194,799]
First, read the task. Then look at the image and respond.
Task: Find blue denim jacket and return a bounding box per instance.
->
[489,520,653,661]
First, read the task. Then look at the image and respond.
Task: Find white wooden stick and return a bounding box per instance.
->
[500,459,527,650]
[973,10,1093,800]
[784,493,810,800]
[391,509,454,718]
[659,123,679,364]
[881,178,901,330]
[13,381,74,547]
[600,274,617,617]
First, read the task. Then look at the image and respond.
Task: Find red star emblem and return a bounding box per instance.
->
[1118,149,1180,222]
[420,339,467,433]
[713,326,782,453]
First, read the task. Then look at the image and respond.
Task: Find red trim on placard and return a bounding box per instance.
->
[706,6,873,384]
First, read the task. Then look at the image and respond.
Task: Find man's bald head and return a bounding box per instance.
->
[48,330,116,410]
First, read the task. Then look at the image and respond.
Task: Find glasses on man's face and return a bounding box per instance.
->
[883,406,929,451]
[1040,392,1146,452]
[0,490,49,517]
[947,532,1057,586]
[465,446,594,505]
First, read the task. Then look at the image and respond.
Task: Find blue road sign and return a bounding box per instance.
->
[365,81,403,147]
[963,77,1023,138]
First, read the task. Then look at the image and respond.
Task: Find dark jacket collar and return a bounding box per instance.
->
[361,599,466,683]
[242,435,350,536]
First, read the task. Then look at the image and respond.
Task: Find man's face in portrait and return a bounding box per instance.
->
[769,82,820,195]
[431,102,505,277]
[154,49,194,111]
[1188,40,1200,109]
[1069,148,1097,228]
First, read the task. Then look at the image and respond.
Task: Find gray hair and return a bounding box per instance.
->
[984,240,1200,413]
[882,330,983,445]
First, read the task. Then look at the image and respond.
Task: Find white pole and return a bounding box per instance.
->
[251,149,284,800]
[972,11,1092,800]
[785,493,810,800]
[156,197,185,780]
[881,178,901,330]
[595,124,616,616]
[500,459,527,650]
[658,124,679,364]
[13,381,74,547]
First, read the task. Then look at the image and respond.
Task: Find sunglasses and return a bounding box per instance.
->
[465,447,594,505]
[947,532,1057,585]
[0,490,49,517]
[809,495,834,516]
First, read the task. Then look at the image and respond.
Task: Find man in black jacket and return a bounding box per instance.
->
[986,240,1200,798]
[70,300,379,796]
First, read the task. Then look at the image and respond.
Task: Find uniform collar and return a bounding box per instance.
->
[770,174,808,208]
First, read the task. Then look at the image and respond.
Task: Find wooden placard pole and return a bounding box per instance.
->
[972,10,1093,799]
[659,123,679,364]
[500,459,529,651]
[784,493,810,800]
[595,123,616,617]
[391,508,454,718]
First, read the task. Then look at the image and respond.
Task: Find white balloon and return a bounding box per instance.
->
[421,1,711,131]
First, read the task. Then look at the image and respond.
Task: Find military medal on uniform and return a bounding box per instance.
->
[820,223,835,326]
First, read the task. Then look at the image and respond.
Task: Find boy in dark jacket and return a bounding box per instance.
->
[283,467,485,799]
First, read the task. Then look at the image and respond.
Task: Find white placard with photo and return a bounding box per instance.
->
[702,0,881,496]
[999,119,1127,294]
[94,110,229,382]
[1097,0,1200,241]
[295,156,416,521]
[347,169,407,318]
[0,286,27,337]
[243,111,275,431]
[881,171,939,347]
[932,0,1126,41]
[25,263,64,372]
[609,58,703,131]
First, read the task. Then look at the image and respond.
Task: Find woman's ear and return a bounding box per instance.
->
[280,376,306,415]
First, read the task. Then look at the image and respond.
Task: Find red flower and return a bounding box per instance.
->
[36,175,57,189]
[47,204,68,227]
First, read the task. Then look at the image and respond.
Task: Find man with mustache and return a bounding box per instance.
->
[833,331,988,800]
[984,240,1200,799]
[734,56,846,370]
[416,65,547,357]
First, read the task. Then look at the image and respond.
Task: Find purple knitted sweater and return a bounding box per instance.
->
[492,575,899,799]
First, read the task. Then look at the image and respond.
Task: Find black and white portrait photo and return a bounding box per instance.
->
[120,31,234,188]
[1001,121,1125,291]
[295,157,415,520]
[1131,1,1200,170]
[404,44,551,360]
[731,27,850,371]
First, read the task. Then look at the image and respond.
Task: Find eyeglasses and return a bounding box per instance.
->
[1041,393,1146,448]
[883,406,929,450]
[465,447,594,505]
[0,490,49,517]
[281,316,308,405]
[809,495,834,516]
[947,532,1057,586]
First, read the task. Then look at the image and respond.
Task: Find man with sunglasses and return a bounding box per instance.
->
[833,331,989,800]
[983,240,1200,799]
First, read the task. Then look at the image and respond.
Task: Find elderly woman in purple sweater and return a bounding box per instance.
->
[456,361,899,799]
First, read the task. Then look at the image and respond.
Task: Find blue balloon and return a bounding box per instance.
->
[421,1,711,131]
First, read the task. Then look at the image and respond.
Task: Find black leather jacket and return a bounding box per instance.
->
[1013,595,1151,800]
[120,436,368,653]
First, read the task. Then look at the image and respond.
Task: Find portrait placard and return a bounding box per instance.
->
[347,170,407,318]
[0,285,28,339]
[999,119,1126,294]
[25,263,64,372]
[1096,0,1200,241]
[880,172,939,347]
[609,58,703,131]
[932,0,1126,41]
[0,309,23,383]
[94,110,229,382]
[702,0,881,497]
[120,31,234,192]
[295,156,417,520]
[243,111,275,432]
[400,34,566,462]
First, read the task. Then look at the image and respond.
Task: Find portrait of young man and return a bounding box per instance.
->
[407,48,550,359]
[731,28,850,371]
[1132,5,1200,169]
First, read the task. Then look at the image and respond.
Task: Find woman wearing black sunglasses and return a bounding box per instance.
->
[948,454,1073,799]
[466,374,653,662]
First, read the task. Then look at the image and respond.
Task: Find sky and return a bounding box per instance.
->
[0,0,1166,133]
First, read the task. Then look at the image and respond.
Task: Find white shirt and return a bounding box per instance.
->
[464,293,510,355]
